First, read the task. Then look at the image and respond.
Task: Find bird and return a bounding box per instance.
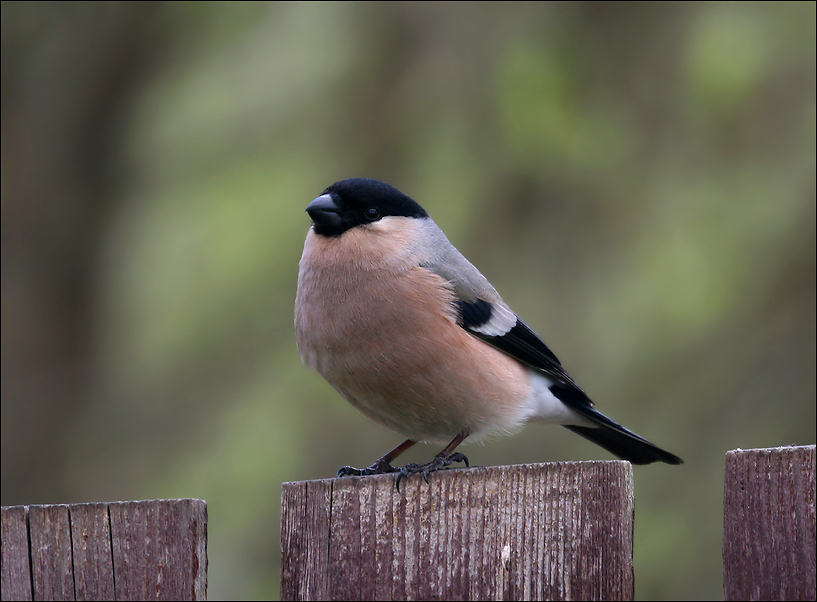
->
[294,178,682,485]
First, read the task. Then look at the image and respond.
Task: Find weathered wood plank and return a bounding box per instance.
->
[29,504,74,601]
[109,499,207,601]
[280,480,333,601]
[281,461,634,601]
[1,499,207,601]
[1,505,32,601]
[70,503,115,601]
[723,445,816,601]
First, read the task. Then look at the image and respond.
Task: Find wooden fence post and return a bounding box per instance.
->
[1,498,207,601]
[281,461,634,601]
[723,445,816,601]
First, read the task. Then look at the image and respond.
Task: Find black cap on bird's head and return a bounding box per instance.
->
[306,178,428,237]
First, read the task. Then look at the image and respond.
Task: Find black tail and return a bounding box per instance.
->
[563,421,683,465]
[551,385,683,465]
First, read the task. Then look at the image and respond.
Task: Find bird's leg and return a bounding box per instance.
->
[396,431,470,489]
[336,439,417,477]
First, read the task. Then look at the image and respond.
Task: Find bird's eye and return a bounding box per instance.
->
[364,207,380,221]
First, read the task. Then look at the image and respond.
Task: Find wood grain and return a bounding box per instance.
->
[723,445,816,601]
[29,505,74,601]
[1,505,32,601]
[0,499,207,601]
[70,503,115,601]
[281,461,634,601]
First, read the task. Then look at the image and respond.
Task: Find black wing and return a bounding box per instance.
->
[456,298,589,403]
[456,298,684,465]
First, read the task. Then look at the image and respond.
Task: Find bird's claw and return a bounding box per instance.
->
[394,452,469,490]
[336,457,399,478]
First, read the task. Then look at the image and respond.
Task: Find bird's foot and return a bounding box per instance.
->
[336,457,400,478]
[395,452,469,490]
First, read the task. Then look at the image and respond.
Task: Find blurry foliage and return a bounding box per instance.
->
[2,2,815,601]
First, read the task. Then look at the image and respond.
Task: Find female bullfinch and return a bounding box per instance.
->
[295,178,682,484]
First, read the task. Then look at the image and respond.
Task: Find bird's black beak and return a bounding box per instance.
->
[306,193,342,229]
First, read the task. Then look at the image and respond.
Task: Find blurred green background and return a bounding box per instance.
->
[2,2,814,600]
